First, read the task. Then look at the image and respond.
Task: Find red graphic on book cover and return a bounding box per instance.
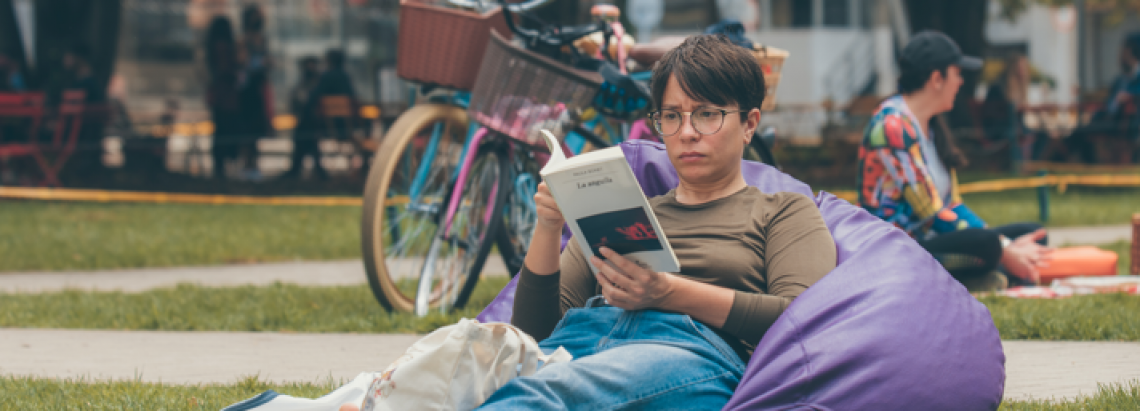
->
[615,222,658,241]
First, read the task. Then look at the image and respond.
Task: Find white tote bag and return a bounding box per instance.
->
[361,318,572,411]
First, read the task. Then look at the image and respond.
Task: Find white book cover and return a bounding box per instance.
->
[538,130,680,274]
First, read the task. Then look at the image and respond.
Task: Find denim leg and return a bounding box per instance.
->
[478,302,745,411]
[478,343,739,411]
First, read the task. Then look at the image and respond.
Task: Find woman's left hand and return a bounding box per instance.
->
[590,247,676,311]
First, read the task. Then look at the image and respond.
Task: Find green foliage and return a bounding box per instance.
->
[0,277,512,334]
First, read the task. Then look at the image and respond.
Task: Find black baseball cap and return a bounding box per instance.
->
[900,31,982,71]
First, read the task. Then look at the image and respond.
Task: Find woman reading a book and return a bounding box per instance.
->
[478,34,837,410]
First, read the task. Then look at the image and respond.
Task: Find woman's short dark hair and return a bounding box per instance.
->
[897,61,949,94]
[649,34,766,120]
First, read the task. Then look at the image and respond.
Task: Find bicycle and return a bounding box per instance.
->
[362,0,614,316]
[362,0,785,315]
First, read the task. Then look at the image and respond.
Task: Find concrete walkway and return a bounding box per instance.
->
[1049,224,1133,246]
[1,328,1137,401]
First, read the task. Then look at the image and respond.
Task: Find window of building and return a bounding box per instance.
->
[771,0,813,28]
[658,0,719,31]
[823,0,849,27]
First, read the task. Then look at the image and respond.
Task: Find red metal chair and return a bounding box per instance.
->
[0,90,85,186]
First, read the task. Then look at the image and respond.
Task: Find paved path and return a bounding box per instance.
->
[1003,340,1140,401]
[1049,224,1133,246]
[0,257,509,294]
[1,328,1137,401]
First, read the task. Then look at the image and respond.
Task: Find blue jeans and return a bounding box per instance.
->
[478,296,746,410]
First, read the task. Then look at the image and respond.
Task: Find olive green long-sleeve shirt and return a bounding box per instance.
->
[512,187,837,360]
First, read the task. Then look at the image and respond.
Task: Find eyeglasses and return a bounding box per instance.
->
[648,108,749,137]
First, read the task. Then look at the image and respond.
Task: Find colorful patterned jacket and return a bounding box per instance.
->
[857,96,985,238]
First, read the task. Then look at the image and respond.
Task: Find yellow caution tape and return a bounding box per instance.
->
[0,186,363,207]
[828,174,1140,203]
[3,174,1137,207]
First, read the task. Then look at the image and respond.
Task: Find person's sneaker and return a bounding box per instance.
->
[961,270,1009,293]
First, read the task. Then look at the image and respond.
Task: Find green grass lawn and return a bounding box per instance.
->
[0,277,511,334]
[962,186,1140,228]
[1,185,1135,273]
[1,375,1135,410]
[0,201,361,272]
[3,275,1140,341]
[980,293,1140,341]
[1100,241,1132,276]
[0,375,340,410]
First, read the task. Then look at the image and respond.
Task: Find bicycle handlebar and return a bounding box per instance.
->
[494,0,608,63]
[447,0,550,13]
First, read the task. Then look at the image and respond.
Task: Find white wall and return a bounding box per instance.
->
[985,3,1080,104]
[748,28,874,105]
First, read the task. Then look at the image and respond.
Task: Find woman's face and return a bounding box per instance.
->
[659,75,759,185]
[933,65,963,113]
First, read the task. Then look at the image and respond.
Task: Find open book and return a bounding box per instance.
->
[538,130,680,274]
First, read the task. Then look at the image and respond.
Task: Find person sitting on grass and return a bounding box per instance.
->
[857,31,1054,291]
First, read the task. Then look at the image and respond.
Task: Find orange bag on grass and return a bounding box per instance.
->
[1037,246,1118,285]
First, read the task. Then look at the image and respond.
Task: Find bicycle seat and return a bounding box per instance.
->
[629,36,686,67]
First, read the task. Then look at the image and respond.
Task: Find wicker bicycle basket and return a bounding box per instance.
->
[395,0,511,91]
[752,45,789,111]
[468,31,604,146]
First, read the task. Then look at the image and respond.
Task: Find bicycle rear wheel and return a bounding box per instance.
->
[414,141,509,315]
[362,104,469,312]
[496,144,542,277]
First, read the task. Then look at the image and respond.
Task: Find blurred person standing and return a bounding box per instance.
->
[204,15,242,180]
[305,49,361,171]
[981,53,1048,161]
[283,56,328,180]
[61,44,110,175]
[306,49,357,126]
[858,31,1053,291]
[236,4,274,180]
[0,53,25,91]
[1063,32,1140,163]
[62,45,105,103]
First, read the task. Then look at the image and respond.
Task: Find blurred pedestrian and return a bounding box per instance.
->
[60,44,110,175]
[306,48,358,128]
[204,15,242,180]
[1063,32,1140,163]
[62,44,105,104]
[981,53,1047,161]
[0,53,25,91]
[857,31,1053,291]
[305,49,361,172]
[236,4,274,181]
[284,56,327,180]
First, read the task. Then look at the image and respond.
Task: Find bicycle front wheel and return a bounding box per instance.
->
[362,104,469,312]
[496,144,542,277]
[414,142,509,315]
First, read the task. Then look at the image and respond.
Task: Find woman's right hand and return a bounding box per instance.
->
[534,182,565,230]
[1000,229,1054,284]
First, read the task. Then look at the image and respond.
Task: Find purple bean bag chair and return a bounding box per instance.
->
[478,140,1005,410]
